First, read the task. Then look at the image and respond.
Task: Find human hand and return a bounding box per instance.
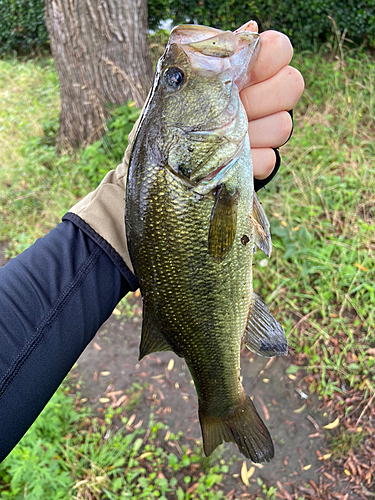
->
[238,22,305,181]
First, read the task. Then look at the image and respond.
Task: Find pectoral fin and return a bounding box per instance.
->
[244,293,288,357]
[139,306,172,360]
[249,193,272,257]
[208,185,239,263]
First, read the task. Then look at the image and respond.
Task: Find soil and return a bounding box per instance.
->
[75,304,331,496]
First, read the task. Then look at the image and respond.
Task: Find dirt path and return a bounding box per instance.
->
[76,307,332,496]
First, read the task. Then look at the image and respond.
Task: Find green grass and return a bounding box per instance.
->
[253,49,375,401]
[1,45,375,496]
[0,378,229,499]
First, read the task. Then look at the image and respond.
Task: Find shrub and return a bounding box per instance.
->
[0,0,49,55]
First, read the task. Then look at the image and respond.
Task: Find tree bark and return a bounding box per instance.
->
[45,0,153,149]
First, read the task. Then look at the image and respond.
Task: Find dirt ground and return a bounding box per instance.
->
[75,301,340,497]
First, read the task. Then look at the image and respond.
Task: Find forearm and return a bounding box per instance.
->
[0,220,134,462]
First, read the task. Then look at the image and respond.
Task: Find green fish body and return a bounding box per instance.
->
[126,23,287,462]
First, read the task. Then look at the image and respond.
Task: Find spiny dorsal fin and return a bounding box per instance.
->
[243,293,288,357]
[139,305,172,360]
[208,185,239,263]
[249,192,272,257]
[199,393,274,463]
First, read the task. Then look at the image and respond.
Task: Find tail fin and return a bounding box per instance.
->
[199,395,274,463]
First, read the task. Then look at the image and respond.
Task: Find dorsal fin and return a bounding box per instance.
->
[243,293,288,357]
[249,193,272,257]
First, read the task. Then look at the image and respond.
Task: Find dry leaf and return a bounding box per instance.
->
[293,403,306,414]
[353,263,368,272]
[167,359,174,371]
[323,417,340,429]
[344,469,351,476]
[318,453,332,460]
[127,414,136,427]
[303,464,312,470]
[138,452,153,460]
[241,462,248,486]
[288,374,297,380]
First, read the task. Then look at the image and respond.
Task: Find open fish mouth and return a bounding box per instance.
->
[168,23,260,90]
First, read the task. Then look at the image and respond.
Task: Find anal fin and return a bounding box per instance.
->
[244,293,288,357]
[249,192,272,257]
[139,305,172,360]
[199,394,274,463]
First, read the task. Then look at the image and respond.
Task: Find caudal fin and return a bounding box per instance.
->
[199,395,274,463]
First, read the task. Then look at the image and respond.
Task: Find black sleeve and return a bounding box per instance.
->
[0,220,134,462]
[253,109,294,192]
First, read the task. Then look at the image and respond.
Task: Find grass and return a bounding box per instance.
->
[0,44,374,496]
[253,49,375,399]
[0,377,229,499]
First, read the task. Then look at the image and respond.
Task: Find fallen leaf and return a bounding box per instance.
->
[240,462,254,486]
[318,453,332,461]
[344,469,351,476]
[113,394,129,408]
[353,263,368,272]
[293,403,306,414]
[323,417,340,429]
[164,431,171,441]
[127,414,136,427]
[303,464,312,471]
[93,342,102,351]
[288,374,297,381]
[167,359,174,371]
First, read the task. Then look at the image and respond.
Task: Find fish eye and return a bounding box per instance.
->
[164,67,184,89]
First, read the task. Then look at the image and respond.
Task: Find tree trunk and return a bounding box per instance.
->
[45,0,153,149]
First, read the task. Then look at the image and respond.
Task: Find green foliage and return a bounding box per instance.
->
[0,70,140,257]
[0,379,228,499]
[1,0,375,55]
[0,0,49,55]
[165,0,375,50]
[79,102,141,186]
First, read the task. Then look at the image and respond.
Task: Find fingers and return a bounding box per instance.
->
[235,20,258,33]
[252,148,277,180]
[246,30,293,87]
[249,111,293,148]
[241,65,304,121]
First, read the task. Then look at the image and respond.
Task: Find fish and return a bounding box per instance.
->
[125,22,288,463]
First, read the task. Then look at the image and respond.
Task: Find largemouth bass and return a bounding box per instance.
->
[126,22,287,463]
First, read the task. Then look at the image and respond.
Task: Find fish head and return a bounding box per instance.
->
[143,24,259,185]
